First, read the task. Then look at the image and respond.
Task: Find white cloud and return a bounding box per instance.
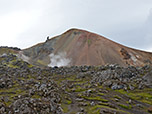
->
[0,0,152,51]
[0,10,41,47]
[145,47,152,52]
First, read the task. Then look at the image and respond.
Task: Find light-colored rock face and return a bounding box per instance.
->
[22,28,152,67]
[17,51,30,63]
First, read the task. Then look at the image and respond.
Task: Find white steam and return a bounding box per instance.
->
[48,52,71,67]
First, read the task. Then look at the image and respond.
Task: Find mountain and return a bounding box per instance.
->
[0,30,152,114]
[22,28,152,67]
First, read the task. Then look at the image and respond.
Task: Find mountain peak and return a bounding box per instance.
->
[65,28,86,32]
[22,29,152,67]
[63,28,88,36]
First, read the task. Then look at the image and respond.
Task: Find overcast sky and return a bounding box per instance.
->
[0,0,152,52]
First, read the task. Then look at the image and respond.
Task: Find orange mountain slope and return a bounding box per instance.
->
[22,29,152,67]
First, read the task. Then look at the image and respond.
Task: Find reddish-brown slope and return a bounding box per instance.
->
[23,28,152,67]
[51,29,152,66]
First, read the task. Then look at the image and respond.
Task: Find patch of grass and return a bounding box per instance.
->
[37,59,47,66]
[97,85,103,89]
[66,99,72,104]
[114,95,121,99]
[86,104,119,114]
[31,95,41,99]
[98,93,105,96]
[86,105,104,114]
[74,86,86,92]
[0,83,25,96]
[115,89,126,94]
[28,64,34,68]
[81,96,108,102]
[0,85,27,107]
[73,80,88,85]
[61,103,69,113]
[5,101,12,107]
[27,75,34,79]
[118,104,132,109]
[88,39,91,46]
[60,95,72,112]
[116,89,152,105]
[0,48,16,55]
[7,63,19,68]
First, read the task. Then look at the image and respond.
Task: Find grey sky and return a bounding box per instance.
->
[0,0,152,52]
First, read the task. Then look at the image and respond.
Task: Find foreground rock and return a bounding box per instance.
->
[0,54,152,114]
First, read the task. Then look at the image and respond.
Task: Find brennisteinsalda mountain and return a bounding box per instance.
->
[22,29,152,67]
[0,29,152,114]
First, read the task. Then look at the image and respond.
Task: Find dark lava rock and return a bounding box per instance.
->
[0,55,152,114]
[148,106,152,113]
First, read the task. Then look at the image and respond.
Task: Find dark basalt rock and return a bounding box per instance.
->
[120,48,131,60]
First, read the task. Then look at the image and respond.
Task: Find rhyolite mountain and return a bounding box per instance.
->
[21,28,152,67]
[0,29,152,114]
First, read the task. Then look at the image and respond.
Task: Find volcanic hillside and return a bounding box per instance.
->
[22,29,152,67]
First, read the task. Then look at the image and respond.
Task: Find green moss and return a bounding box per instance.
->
[27,75,34,79]
[86,105,117,114]
[81,96,108,102]
[5,101,12,107]
[118,104,132,109]
[116,89,152,105]
[31,95,41,99]
[61,103,69,113]
[88,39,91,46]
[98,85,103,89]
[86,104,130,114]
[74,86,86,92]
[0,48,16,55]
[66,99,72,104]
[86,105,103,114]
[28,64,34,68]
[0,86,27,107]
[37,59,47,66]
[98,93,105,96]
[114,95,121,99]
[0,83,26,100]
[93,109,100,114]
[73,80,88,85]
[7,63,19,68]
[115,89,126,94]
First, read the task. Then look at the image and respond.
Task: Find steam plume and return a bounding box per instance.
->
[48,52,71,67]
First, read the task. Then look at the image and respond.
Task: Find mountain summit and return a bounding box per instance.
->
[22,28,152,67]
